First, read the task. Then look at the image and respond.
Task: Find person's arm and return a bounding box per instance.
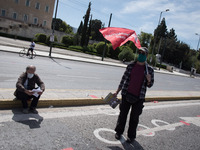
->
[146,67,154,88]
[16,73,26,92]
[35,74,45,95]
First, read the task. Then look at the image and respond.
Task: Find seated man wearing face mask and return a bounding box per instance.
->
[14,65,45,114]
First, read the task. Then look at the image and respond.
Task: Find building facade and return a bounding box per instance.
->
[0,0,55,29]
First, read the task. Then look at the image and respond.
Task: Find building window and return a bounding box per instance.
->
[14,0,19,4]
[25,0,30,7]
[23,14,28,22]
[35,2,40,10]
[45,6,49,12]
[1,10,6,16]
[43,20,47,27]
[13,12,17,19]
[33,17,38,24]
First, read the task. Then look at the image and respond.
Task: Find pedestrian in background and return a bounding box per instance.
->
[27,40,35,59]
[14,65,45,114]
[114,47,154,143]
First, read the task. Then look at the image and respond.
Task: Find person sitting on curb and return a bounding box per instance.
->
[14,65,45,114]
[114,47,154,143]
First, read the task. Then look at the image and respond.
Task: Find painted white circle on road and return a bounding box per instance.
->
[93,128,121,144]
[151,119,176,131]
[138,124,155,136]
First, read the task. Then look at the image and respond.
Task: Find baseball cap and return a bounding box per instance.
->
[139,47,149,54]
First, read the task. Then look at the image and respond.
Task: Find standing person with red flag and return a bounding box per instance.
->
[114,47,154,143]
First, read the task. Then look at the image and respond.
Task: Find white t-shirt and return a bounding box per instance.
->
[30,42,35,49]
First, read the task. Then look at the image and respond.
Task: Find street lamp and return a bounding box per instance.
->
[195,33,200,51]
[151,9,169,65]
[158,9,170,25]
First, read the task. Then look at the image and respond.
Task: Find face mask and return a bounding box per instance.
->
[137,54,147,62]
[27,73,34,79]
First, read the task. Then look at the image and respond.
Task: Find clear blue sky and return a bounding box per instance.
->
[54,0,200,50]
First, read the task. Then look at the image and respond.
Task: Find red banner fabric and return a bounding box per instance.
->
[99,27,141,50]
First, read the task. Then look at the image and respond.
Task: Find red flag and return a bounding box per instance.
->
[99,27,141,50]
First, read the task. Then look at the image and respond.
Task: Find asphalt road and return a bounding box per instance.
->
[0,51,200,92]
[0,100,200,150]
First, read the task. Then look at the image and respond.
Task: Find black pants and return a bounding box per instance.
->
[115,94,144,139]
[16,91,40,109]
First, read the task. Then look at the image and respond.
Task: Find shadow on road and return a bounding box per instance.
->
[50,57,71,69]
[12,109,43,129]
[108,136,144,150]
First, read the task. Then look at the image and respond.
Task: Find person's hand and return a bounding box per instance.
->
[38,91,43,95]
[113,92,118,97]
[113,89,120,97]
[25,90,34,96]
[146,74,151,84]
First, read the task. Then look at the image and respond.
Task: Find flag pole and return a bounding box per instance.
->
[102,13,112,61]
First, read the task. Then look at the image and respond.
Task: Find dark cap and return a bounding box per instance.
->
[139,47,149,54]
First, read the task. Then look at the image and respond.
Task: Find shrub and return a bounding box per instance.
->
[108,43,121,59]
[35,33,47,43]
[95,42,108,56]
[118,46,135,61]
[147,54,157,66]
[62,35,73,47]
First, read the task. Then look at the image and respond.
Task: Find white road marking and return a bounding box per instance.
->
[93,128,121,145]
[151,119,176,131]
[144,102,200,110]
[137,122,184,136]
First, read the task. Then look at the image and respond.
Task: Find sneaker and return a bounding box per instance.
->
[115,133,121,140]
[22,108,29,114]
[126,137,135,143]
[29,108,38,114]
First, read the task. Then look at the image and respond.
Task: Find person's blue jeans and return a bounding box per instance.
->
[16,91,40,109]
[115,94,144,139]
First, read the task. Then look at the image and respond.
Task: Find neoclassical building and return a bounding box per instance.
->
[0,0,55,29]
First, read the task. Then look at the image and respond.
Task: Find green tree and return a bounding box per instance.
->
[153,18,168,54]
[138,32,152,48]
[52,18,73,34]
[77,21,83,35]
[91,19,104,41]
[81,2,91,47]
[85,15,92,47]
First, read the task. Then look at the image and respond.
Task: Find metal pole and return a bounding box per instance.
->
[151,12,162,60]
[102,13,112,61]
[196,34,200,51]
[49,0,59,57]
[159,37,167,70]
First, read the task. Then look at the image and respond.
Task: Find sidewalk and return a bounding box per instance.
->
[1,42,200,109]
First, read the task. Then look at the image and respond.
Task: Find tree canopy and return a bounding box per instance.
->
[52,18,73,34]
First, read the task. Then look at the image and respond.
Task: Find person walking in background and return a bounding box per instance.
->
[27,40,35,59]
[114,47,154,143]
[14,65,45,114]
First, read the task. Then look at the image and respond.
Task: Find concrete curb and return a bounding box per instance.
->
[0,49,127,68]
[1,96,200,109]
